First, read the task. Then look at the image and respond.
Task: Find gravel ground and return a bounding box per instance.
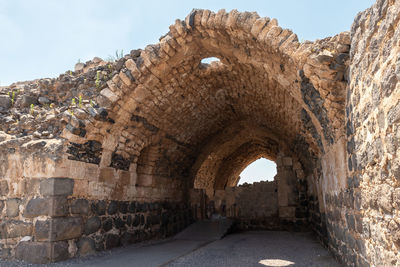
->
[1,231,339,267]
[166,231,340,267]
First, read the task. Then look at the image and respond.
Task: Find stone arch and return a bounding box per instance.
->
[66,9,348,239]
[191,122,281,190]
[82,9,347,171]
[214,142,278,189]
[0,7,357,264]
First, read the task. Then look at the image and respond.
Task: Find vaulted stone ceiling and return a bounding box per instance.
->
[81,9,349,180]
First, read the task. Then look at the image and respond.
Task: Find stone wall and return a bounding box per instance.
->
[0,141,187,263]
[322,0,400,266]
[1,176,190,263]
[190,154,309,232]
[1,2,399,265]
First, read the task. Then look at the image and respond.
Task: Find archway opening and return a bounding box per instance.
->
[237,157,277,185]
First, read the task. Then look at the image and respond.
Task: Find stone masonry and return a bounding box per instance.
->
[0,0,399,265]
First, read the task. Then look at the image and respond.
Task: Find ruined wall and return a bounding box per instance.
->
[0,136,189,263]
[0,5,379,265]
[322,0,400,266]
[191,154,308,231]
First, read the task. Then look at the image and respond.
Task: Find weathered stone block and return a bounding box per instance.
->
[118,201,129,214]
[77,237,95,256]
[6,198,20,217]
[84,216,101,235]
[24,197,49,217]
[71,199,89,215]
[6,220,32,238]
[35,217,82,241]
[24,197,68,217]
[50,197,69,217]
[279,206,296,218]
[388,101,400,126]
[102,218,113,232]
[0,222,6,239]
[99,167,116,184]
[0,245,11,259]
[15,241,48,264]
[34,220,50,241]
[51,217,82,241]
[108,201,118,215]
[377,184,393,213]
[40,178,74,196]
[92,200,107,215]
[394,188,400,210]
[0,95,11,110]
[114,217,126,230]
[15,241,69,264]
[105,233,120,249]
[21,95,38,107]
[0,180,9,196]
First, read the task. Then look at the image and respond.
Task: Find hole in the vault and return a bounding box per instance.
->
[237,157,277,185]
[201,57,221,64]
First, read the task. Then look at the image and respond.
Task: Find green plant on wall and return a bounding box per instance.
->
[95,70,101,88]
[9,91,15,105]
[71,98,76,106]
[78,95,83,108]
[30,104,34,115]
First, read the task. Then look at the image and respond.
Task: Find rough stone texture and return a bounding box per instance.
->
[191,155,308,231]
[77,237,95,256]
[0,1,398,265]
[71,199,89,215]
[15,241,69,263]
[6,199,20,218]
[0,95,11,111]
[334,0,400,266]
[40,178,74,196]
[35,217,83,241]
[84,216,101,235]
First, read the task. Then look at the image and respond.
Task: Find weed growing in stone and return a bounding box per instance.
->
[8,91,15,105]
[95,71,101,89]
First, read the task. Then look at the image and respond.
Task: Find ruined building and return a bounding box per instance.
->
[0,0,399,265]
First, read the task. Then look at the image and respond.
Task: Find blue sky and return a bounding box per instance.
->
[0,0,375,184]
[0,0,374,86]
[239,158,277,185]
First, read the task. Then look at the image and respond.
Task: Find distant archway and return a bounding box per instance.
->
[237,157,277,185]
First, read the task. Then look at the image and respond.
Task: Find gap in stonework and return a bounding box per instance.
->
[201,57,221,64]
